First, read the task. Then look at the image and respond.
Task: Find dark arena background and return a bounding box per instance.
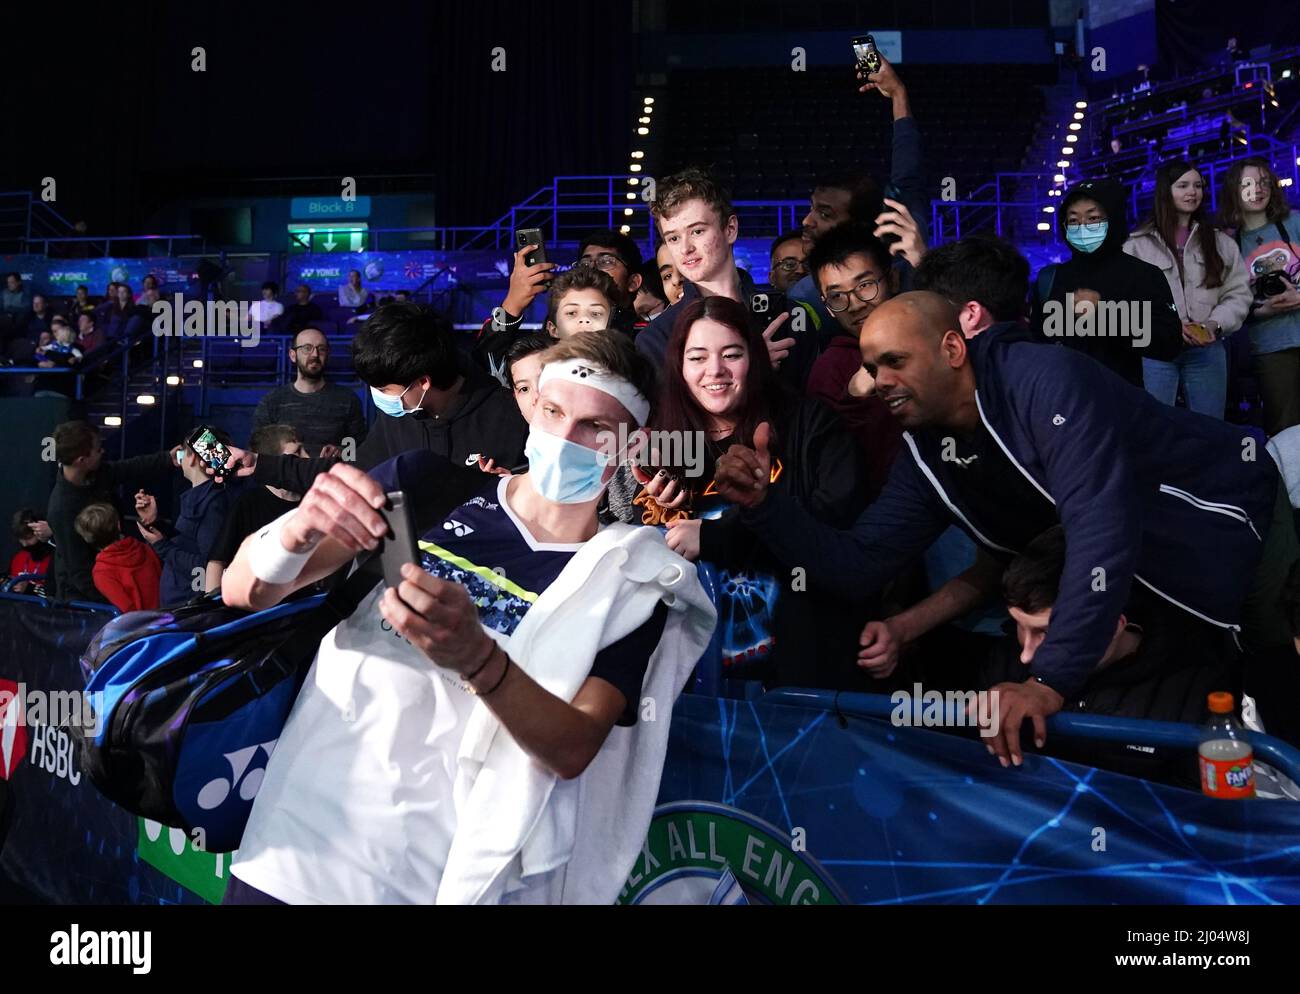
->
[3,0,1300,967]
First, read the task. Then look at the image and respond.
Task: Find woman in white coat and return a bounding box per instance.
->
[1124,160,1252,418]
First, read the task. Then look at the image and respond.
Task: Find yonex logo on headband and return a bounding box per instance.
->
[539,358,650,426]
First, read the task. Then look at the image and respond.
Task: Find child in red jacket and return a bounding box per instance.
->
[74,502,161,612]
[9,508,54,594]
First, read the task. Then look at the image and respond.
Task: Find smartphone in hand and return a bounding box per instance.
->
[379,491,420,602]
[515,228,548,268]
[852,34,882,75]
[751,291,789,320]
[185,426,233,484]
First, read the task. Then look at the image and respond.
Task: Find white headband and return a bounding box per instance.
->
[538,358,650,426]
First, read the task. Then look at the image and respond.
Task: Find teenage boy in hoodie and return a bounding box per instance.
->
[218,303,527,498]
[75,502,161,612]
[134,429,238,606]
[717,291,1298,760]
[1031,178,1183,387]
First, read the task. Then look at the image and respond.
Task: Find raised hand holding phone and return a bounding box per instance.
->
[762,311,795,371]
[501,230,556,318]
[874,198,927,268]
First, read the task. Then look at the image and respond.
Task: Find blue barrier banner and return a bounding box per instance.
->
[635,694,1300,904]
[4,256,198,296]
[0,599,210,904]
[287,250,514,293]
[5,593,1300,906]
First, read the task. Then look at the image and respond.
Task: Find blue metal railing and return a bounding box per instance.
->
[0,587,118,616]
[762,688,1300,788]
[20,233,207,256]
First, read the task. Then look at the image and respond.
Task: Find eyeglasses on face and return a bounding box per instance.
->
[775,258,807,273]
[293,344,330,355]
[579,253,625,273]
[824,278,882,313]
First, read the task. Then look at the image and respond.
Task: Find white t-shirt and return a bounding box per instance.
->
[249,300,284,324]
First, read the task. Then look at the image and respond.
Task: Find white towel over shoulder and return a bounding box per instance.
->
[436,523,716,904]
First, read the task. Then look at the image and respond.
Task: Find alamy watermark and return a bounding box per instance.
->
[890,683,1001,738]
[596,424,707,479]
[1041,295,1151,349]
[151,295,261,349]
[0,682,104,735]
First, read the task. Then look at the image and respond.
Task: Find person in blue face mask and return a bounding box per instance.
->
[211,303,530,502]
[1030,178,1183,387]
[219,331,721,907]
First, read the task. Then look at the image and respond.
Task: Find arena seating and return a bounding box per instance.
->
[660,64,1052,201]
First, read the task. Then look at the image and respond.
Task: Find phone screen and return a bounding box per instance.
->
[187,427,231,481]
[852,35,881,73]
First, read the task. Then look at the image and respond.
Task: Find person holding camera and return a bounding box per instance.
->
[1124,161,1251,418]
[1220,158,1300,435]
[134,428,238,607]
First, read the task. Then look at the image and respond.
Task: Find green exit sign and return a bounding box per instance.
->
[288,224,370,254]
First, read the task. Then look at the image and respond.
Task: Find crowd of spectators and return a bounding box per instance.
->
[3,54,1300,797]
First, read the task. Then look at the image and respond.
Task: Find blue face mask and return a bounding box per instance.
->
[524,427,613,504]
[1066,221,1108,253]
[370,381,427,418]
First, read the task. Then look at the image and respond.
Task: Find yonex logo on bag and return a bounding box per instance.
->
[1052,414,1066,426]
[196,740,278,811]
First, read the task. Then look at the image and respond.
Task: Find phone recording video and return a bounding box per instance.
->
[185,426,233,484]
[852,34,882,75]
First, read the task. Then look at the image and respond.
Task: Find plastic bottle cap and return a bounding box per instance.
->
[1207,691,1234,714]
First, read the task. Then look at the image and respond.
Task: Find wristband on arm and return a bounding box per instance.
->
[246,511,313,584]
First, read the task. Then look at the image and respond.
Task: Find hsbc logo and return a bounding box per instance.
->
[0,678,27,780]
[30,722,81,785]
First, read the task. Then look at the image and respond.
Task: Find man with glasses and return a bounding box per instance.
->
[805,224,902,500]
[473,229,643,380]
[768,230,808,293]
[253,326,367,458]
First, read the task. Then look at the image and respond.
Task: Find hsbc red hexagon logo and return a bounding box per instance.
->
[0,678,27,780]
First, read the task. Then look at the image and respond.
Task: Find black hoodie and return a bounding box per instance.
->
[252,356,528,494]
[1031,178,1182,386]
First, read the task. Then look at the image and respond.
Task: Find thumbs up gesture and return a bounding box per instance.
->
[714,421,773,509]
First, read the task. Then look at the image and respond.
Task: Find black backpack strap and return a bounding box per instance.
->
[1276,221,1298,255]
